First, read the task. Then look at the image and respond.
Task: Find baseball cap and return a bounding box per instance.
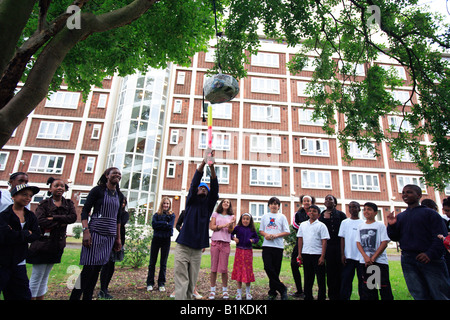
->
[11,184,40,197]
[198,182,210,192]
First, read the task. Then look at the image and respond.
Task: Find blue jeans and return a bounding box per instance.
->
[401,252,450,300]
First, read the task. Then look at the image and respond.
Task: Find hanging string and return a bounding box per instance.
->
[213,0,222,71]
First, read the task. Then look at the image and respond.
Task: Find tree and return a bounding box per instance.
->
[213,0,450,190]
[2,0,450,190]
[0,0,219,147]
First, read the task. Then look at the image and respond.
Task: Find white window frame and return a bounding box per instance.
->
[205,48,216,62]
[250,105,280,123]
[250,167,282,187]
[173,100,182,114]
[249,202,270,222]
[200,164,230,184]
[198,132,231,151]
[0,151,9,171]
[300,138,330,157]
[97,94,108,108]
[297,81,310,97]
[201,103,232,120]
[251,52,280,68]
[445,184,450,195]
[250,135,281,154]
[397,175,427,194]
[302,57,317,71]
[348,142,376,160]
[388,115,413,132]
[251,77,280,94]
[170,129,179,144]
[85,156,96,173]
[338,60,365,76]
[91,124,102,139]
[78,193,88,206]
[176,71,186,85]
[379,64,407,80]
[28,154,65,174]
[301,170,332,189]
[391,90,412,106]
[45,91,80,109]
[298,108,325,126]
[37,121,73,141]
[167,162,176,178]
[350,173,380,192]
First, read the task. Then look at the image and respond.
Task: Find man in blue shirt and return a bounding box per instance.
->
[387,184,450,300]
[174,153,219,300]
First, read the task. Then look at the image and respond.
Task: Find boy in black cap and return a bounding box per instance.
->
[0,184,40,300]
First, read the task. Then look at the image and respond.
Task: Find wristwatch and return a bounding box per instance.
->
[82,227,89,232]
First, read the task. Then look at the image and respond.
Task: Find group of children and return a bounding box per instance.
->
[1,162,449,301]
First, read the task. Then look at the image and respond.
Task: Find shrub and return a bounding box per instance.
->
[122,223,153,269]
[72,225,83,239]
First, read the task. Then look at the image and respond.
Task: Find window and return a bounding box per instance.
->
[393,149,413,162]
[350,173,380,191]
[0,152,9,171]
[78,193,88,206]
[29,154,65,174]
[297,81,310,96]
[32,191,50,204]
[250,167,281,187]
[170,129,179,144]
[391,90,412,106]
[251,52,279,68]
[300,138,329,157]
[173,100,182,114]
[298,108,325,126]
[201,165,229,184]
[201,102,232,120]
[91,124,102,139]
[445,184,450,195]
[98,94,108,108]
[167,162,176,178]
[199,132,230,151]
[397,175,427,194]
[379,65,407,80]
[338,60,365,76]
[301,170,332,189]
[205,48,216,62]
[45,91,80,109]
[251,105,280,123]
[250,135,281,154]
[251,77,280,94]
[37,121,73,140]
[301,57,317,71]
[388,116,413,132]
[249,202,270,222]
[85,157,96,173]
[348,142,376,160]
[176,72,186,85]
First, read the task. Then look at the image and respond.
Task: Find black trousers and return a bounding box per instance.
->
[302,254,326,300]
[146,237,171,286]
[360,262,394,300]
[69,265,103,300]
[262,246,286,297]
[324,243,342,300]
[0,265,31,300]
[340,258,363,300]
[290,244,303,294]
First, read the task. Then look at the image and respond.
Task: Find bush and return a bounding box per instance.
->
[122,223,153,269]
[72,225,83,239]
[252,222,264,249]
[284,225,298,258]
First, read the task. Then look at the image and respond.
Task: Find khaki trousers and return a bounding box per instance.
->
[174,243,202,300]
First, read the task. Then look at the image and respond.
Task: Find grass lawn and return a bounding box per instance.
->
[23,244,413,300]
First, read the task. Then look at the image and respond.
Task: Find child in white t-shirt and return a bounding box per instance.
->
[338,201,363,300]
[356,202,393,300]
[259,197,290,300]
[297,204,330,300]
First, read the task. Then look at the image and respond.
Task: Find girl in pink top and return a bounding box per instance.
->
[208,199,235,299]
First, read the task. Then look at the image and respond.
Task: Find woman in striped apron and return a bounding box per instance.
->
[70,167,124,300]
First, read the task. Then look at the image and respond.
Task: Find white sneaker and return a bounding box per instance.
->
[208,291,215,300]
[246,293,252,300]
[236,292,242,300]
[159,286,165,292]
[146,285,153,291]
